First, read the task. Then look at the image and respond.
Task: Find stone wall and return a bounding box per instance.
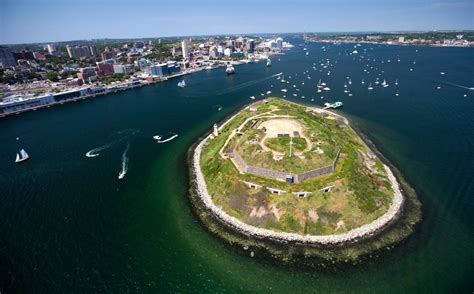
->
[193,134,405,245]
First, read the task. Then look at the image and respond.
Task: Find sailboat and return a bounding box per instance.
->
[395,90,400,96]
[177,80,186,88]
[266,59,271,67]
[348,79,352,85]
[361,78,365,85]
[382,79,389,87]
[395,79,398,86]
[15,148,29,163]
[368,83,374,90]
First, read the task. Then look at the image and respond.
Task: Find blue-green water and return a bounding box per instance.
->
[0,39,473,292]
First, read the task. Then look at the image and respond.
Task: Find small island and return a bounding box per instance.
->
[189,98,421,265]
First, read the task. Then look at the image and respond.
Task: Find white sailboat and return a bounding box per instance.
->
[266,59,271,67]
[15,148,29,163]
[361,78,365,85]
[177,80,186,88]
[395,79,398,86]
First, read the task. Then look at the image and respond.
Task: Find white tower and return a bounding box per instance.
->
[213,124,219,137]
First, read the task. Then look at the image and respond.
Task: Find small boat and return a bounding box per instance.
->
[177,80,186,88]
[395,90,399,96]
[281,89,287,93]
[382,79,389,88]
[266,59,271,67]
[368,83,374,90]
[348,79,352,85]
[306,51,309,56]
[323,87,330,91]
[266,91,272,94]
[361,78,365,85]
[15,148,29,163]
[250,96,256,99]
[395,79,398,86]
[226,64,235,75]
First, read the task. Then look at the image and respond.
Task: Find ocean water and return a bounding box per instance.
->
[0,39,472,293]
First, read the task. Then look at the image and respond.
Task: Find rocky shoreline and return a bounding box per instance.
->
[187,100,421,263]
[193,132,404,246]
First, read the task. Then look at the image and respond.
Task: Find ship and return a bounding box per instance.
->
[177,80,186,88]
[226,64,235,75]
[15,148,29,163]
[266,59,271,67]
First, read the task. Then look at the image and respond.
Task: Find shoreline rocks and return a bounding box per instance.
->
[192,112,405,246]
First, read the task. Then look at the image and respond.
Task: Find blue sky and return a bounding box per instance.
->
[1,0,473,44]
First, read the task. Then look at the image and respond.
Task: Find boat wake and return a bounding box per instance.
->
[85,129,138,158]
[437,80,474,91]
[118,143,130,180]
[214,72,284,96]
[154,132,178,143]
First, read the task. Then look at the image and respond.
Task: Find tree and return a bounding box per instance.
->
[47,72,59,82]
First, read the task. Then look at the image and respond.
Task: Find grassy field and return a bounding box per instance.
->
[200,98,394,235]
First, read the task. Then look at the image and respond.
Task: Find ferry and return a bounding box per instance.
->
[15,148,29,163]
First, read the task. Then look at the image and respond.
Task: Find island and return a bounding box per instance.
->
[188,98,421,266]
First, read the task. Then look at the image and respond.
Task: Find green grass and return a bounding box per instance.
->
[199,98,394,235]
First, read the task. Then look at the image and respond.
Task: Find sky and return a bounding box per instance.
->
[1,0,473,44]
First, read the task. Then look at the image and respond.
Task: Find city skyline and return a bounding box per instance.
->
[1,0,473,44]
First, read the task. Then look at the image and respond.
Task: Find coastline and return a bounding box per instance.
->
[187,99,422,264]
[0,67,205,118]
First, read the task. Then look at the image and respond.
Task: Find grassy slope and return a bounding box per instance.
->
[200,98,393,235]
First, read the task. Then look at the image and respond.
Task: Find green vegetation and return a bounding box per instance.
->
[199,98,395,236]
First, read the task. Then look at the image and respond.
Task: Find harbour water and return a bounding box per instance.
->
[0,39,472,292]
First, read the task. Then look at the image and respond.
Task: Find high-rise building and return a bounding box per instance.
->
[246,40,255,53]
[0,46,17,68]
[47,44,56,54]
[66,45,91,59]
[181,39,189,59]
[89,45,98,56]
[276,37,283,49]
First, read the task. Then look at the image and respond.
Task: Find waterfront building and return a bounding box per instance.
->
[0,94,55,115]
[0,46,17,68]
[150,63,168,77]
[52,89,87,102]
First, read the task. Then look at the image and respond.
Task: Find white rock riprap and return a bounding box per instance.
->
[193,127,404,246]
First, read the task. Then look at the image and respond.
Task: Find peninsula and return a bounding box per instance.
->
[189,98,421,265]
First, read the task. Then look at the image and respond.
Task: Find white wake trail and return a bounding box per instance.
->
[118,143,130,180]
